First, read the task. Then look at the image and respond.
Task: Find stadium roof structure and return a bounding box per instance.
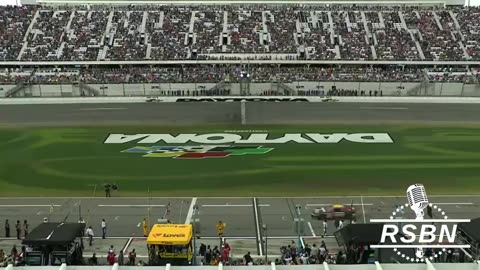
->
[22,222,86,246]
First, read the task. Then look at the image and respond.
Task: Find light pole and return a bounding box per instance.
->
[295,204,302,249]
[192,205,198,266]
[263,224,267,263]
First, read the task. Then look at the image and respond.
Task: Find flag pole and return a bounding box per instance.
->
[148,187,151,233]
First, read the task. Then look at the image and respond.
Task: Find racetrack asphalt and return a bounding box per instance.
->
[0,101,479,256]
[2,102,480,126]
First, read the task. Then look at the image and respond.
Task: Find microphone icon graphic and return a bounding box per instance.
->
[407,184,429,219]
[406,184,429,258]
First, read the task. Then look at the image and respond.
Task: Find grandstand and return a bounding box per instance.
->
[1,5,480,62]
[0,4,479,97]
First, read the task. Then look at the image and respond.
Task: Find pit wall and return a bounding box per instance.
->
[0,85,16,97]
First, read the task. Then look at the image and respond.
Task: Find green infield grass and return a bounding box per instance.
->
[0,125,480,196]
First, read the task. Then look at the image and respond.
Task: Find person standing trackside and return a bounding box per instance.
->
[107,251,115,265]
[88,253,98,265]
[243,252,253,265]
[118,249,124,265]
[338,220,344,230]
[101,219,107,239]
[23,220,29,238]
[4,220,10,238]
[322,219,328,237]
[15,220,21,240]
[321,240,328,252]
[205,245,212,265]
[86,226,94,246]
[128,249,136,265]
[142,218,149,237]
[105,184,111,198]
[216,221,225,237]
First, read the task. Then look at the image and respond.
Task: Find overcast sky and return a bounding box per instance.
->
[0,0,478,7]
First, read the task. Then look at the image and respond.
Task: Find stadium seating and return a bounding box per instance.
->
[0,5,479,88]
[0,65,479,84]
[62,10,109,61]
[0,5,479,61]
[0,6,36,61]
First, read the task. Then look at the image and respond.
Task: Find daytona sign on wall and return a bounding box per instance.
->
[104,133,394,144]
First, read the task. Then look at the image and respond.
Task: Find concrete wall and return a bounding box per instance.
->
[462,84,480,97]
[286,81,335,96]
[250,83,272,94]
[41,84,62,97]
[281,81,441,96]
[5,82,480,97]
[90,83,221,96]
[124,83,145,96]
[27,85,42,97]
[436,83,464,96]
[0,85,15,97]
[61,84,74,96]
[230,83,241,95]
[21,85,75,97]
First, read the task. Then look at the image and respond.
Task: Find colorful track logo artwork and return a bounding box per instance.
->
[122,145,273,159]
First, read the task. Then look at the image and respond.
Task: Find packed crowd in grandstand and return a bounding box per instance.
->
[0,5,480,88]
[0,5,480,62]
[0,65,479,84]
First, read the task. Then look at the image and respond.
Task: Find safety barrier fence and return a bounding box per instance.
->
[3,96,480,104]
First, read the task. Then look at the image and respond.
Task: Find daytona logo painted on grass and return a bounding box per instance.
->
[105,133,394,144]
[122,145,273,159]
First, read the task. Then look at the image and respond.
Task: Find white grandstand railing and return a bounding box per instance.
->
[0,60,479,66]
